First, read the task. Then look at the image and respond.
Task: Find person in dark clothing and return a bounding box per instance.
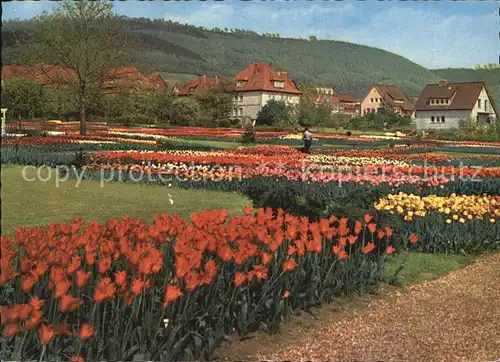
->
[303,127,313,154]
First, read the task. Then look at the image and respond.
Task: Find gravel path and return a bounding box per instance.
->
[257,253,500,362]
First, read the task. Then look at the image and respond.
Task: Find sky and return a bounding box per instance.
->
[2,0,499,69]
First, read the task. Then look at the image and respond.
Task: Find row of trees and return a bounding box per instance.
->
[1,77,236,127]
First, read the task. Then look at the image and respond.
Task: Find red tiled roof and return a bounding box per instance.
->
[415,81,499,117]
[1,65,167,91]
[233,62,302,95]
[314,93,358,105]
[176,75,221,96]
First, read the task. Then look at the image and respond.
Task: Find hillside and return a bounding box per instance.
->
[2,17,498,104]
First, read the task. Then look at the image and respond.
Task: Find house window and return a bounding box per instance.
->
[431,116,435,123]
[430,100,434,105]
[441,116,445,123]
[370,98,373,102]
[238,108,243,116]
[239,94,243,102]
[485,100,488,111]
[478,99,481,108]
[274,81,284,88]
[440,99,444,104]
[236,81,245,87]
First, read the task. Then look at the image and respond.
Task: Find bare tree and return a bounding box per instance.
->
[34,0,133,135]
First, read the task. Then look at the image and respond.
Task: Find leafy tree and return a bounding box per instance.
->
[150,91,174,124]
[1,78,47,120]
[44,87,76,119]
[194,79,235,123]
[256,100,291,126]
[170,97,201,126]
[33,0,135,135]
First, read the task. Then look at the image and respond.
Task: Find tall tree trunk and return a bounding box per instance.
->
[79,86,87,136]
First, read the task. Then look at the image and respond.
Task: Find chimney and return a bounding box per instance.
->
[439,80,448,87]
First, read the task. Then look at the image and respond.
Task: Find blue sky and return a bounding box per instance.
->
[3,0,498,69]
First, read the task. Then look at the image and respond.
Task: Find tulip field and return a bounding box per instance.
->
[1,122,500,361]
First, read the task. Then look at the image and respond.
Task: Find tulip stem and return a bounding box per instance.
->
[39,345,46,362]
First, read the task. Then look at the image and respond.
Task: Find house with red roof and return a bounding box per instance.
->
[1,65,167,92]
[176,75,222,96]
[313,86,360,115]
[231,62,302,120]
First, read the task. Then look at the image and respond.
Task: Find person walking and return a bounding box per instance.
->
[303,127,313,154]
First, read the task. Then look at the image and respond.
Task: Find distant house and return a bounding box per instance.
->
[313,90,360,115]
[361,84,414,117]
[1,65,167,92]
[176,75,221,96]
[414,81,499,130]
[333,94,360,115]
[314,84,336,95]
[232,62,302,120]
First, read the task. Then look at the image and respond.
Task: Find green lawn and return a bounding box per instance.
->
[1,165,250,234]
[384,251,474,285]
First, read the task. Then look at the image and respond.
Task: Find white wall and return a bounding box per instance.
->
[415,110,471,130]
[471,87,497,123]
[232,91,300,120]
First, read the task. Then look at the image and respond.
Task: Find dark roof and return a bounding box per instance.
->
[415,81,499,117]
[372,84,414,111]
[337,93,358,103]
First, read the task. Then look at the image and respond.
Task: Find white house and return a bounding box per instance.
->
[414,81,499,130]
[231,62,302,121]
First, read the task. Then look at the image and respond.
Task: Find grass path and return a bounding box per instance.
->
[1,165,249,234]
[239,253,500,362]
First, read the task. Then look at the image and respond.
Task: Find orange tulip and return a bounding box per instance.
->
[409,233,419,245]
[98,257,112,274]
[282,259,297,273]
[39,324,56,345]
[338,250,349,260]
[234,272,246,287]
[163,285,183,308]
[93,278,117,303]
[367,223,377,234]
[59,295,83,313]
[78,323,95,341]
[283,290,291,298]
[114,271,127,286]
[75,270,91,288]
[363,242,376,254]
[4,323,21,337]
[386,246,396,255]
[363,214,373,224]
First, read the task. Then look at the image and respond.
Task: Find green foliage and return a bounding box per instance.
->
[241,123,256,144]
[170,97,201,126]
[194,79,235,123]
[31,0,135,134]
[347,109,412,130]
[1,78,47,120]
[256,100,292,126]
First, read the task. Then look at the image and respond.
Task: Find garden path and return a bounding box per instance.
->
[253,253,500,361]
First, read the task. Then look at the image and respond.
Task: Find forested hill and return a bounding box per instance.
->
[2,17,498,103]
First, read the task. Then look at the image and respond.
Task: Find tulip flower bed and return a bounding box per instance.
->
[0,209,413,361]
[373,193,500,253]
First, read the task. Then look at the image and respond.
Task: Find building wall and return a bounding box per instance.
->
[232,91,300,120]
[471,87,497,123]
[415,110,471,130]
[361,87,383,115]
